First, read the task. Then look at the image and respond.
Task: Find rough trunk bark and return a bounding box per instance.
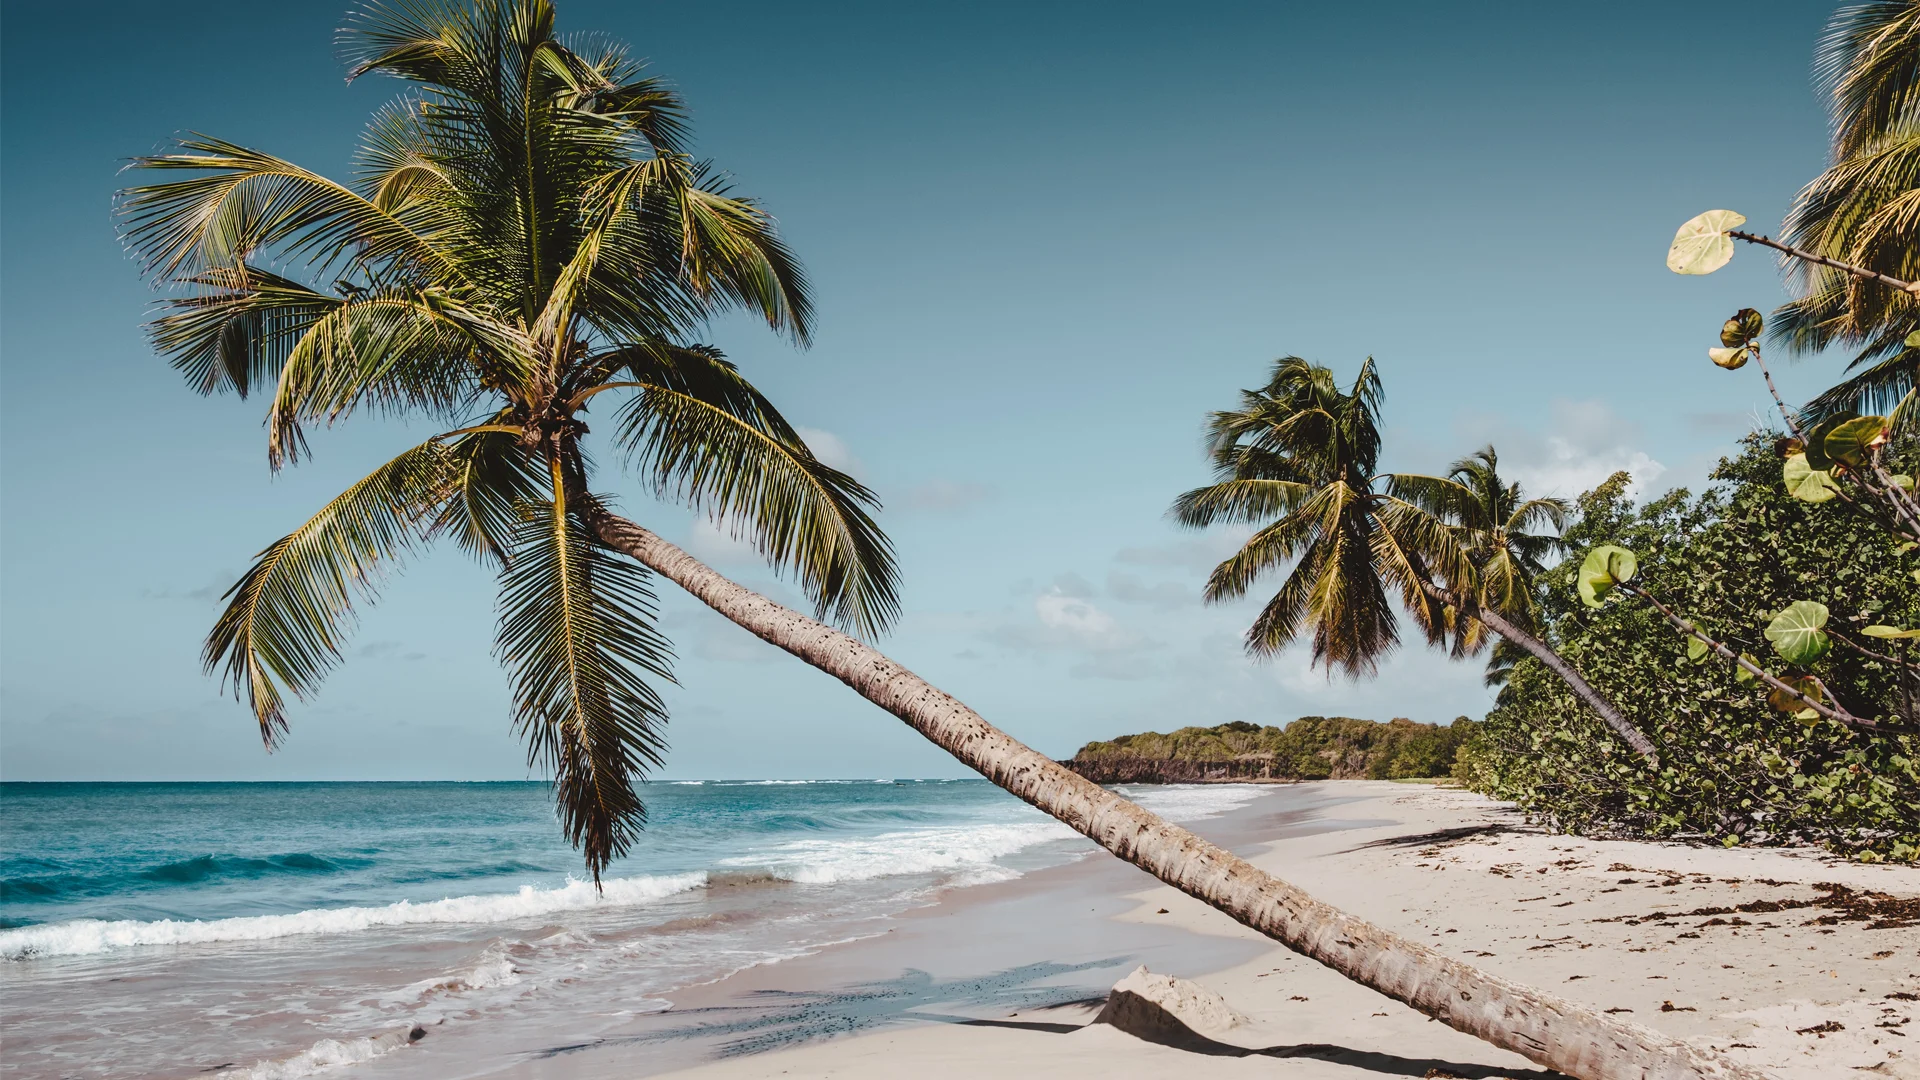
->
[594,515,1764,1080]
[1417,580,1660,764]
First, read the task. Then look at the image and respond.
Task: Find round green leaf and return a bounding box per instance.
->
[1765,600,1831,666]
[1686,636,1710,663]
[1734,653,1760,685]
[1667,209,1747,274]
[1782,453,1839,503]
[1862,624,1920,639]
[1708,346,1750,370]
[1577,544,1638,608]
[1821,415,1889,468]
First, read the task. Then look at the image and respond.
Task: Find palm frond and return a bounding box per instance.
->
[1806,345,1920,427]
[205,438,456,744]
[119,136,462,284]
[431,427,546,565]
[264,290,489,465]
[148,265,344,398]
[1170,478,1314,527]
[1818,1,1920,160]
[495,472,675,882]
[607,345,898,637]
[1202,497,1322,603]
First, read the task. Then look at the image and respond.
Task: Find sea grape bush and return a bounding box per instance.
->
[1457,445,1920,861]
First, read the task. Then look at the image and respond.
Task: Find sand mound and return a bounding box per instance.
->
[1093,965,1244,1046]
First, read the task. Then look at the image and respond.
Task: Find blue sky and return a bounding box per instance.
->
[0,1,1847,780]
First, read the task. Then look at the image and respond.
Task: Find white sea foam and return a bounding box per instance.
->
[403,940,524,1000]
[1119,783,1268,822]
[721,821,1077,884]
[0,872,706,960]
[228,1027,418,1080]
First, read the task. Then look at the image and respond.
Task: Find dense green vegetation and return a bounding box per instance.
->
[1067,716,1477,783]
[1455,443,1920,861]
[1167,5,1920,862]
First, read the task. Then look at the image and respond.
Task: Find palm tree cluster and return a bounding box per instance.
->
[1780,1,1920,425]
[119,0,899,879]
[1172,357,1659,761]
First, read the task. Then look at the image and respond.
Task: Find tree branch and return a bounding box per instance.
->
[1730,230,1920,296]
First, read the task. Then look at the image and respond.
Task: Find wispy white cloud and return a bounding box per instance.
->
[1456,399,1667,500]
[1113,525,1254,575]
[1106,570,1194,610]
[795,427,862,474]
[686,512,759,564]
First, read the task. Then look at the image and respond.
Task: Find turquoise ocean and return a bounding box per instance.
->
[0,780,1268,1079]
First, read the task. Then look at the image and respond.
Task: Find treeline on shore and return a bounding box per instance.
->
[1064,716,1476,784]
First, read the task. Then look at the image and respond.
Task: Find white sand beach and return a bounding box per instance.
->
[608,782,1920,1080]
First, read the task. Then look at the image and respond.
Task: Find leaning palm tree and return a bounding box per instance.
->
[1171,359,1658,762]
[122,5,1760,1076]
[1391,447,1569,658]
[122,0,899,880]
[1776,1,1920,425]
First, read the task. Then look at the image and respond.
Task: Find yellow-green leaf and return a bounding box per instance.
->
[1782,453,1839,503]
[1577,544,1637,608]
[1667,209,1746,274]
[1862,624,1920,639]
[1708,346,1749,369]
[1686,636,1710,663]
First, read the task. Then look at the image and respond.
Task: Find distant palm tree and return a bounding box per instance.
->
[1172,359,1657,761]
[1390,447,1569,657]
[122,0,899,879]
[1777,1,1920,424]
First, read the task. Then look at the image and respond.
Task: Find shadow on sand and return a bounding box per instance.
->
[531,959,1567,1079]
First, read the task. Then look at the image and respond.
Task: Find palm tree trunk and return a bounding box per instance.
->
[1417,581,1659,764]
[593,513,1759,1080]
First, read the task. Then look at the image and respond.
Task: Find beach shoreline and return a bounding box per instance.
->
[383,780,1920,1080]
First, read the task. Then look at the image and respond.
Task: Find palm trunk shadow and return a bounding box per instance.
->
[941,1011,1569,1079]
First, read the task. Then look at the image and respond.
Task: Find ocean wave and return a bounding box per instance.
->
[404,940,523,999]
[721,821,1077,885]
[1,852,360,905]
[0,872,706,960]
[1119,783,1269,822]
[227,1026,423,1080]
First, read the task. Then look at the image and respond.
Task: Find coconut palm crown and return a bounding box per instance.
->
[1169,357,1460,675]
[1389,447,1569,655]
[118,0,899,879]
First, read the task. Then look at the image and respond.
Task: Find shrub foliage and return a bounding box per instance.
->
[1070,716,1477,783]
[1458,438,1920,861]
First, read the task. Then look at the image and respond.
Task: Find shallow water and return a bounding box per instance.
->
[0,780,1270,1079]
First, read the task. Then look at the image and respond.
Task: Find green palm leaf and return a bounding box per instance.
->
[496,478,675,881]
[205,438,456,743]
[609,345,899,638]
